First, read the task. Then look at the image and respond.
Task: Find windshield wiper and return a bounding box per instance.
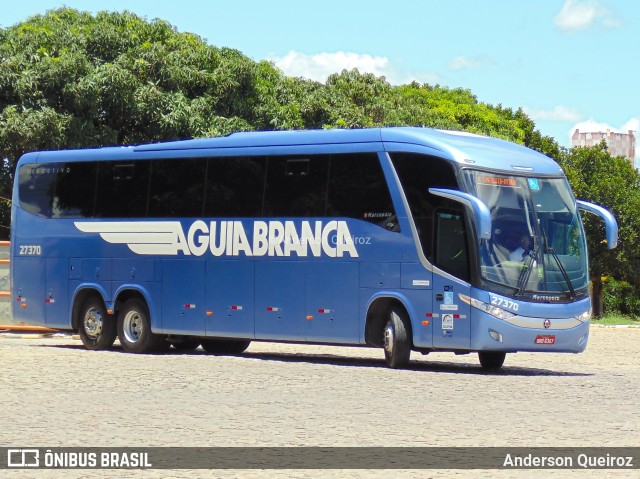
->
[547,246,576,300]
[515,243,538,296]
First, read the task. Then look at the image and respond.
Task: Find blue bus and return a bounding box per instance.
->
[10,128,617,368]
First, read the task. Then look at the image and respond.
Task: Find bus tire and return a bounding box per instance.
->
[478,351,506,369]
[117,298,161,354]
[383,307,411,368]
[78,297,117,351]
[201,339,250,355]
[171,337,201,351]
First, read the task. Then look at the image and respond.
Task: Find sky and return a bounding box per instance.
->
[2,0,638,163]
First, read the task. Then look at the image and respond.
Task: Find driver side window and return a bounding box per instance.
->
[434,209,470,282]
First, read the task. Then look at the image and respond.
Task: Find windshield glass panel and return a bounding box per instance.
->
[464,171,589,301]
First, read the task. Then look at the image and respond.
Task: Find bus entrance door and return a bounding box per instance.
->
[431,210,471,350]
[431,277,471,350]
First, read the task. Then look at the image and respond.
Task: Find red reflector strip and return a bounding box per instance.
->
[453,314,460,319]
[184,304,196,309]
[45,299,56,303]
[426,313,433,317]
[267,307,280,312]
[317,309,333,314]
[230,305,243,311]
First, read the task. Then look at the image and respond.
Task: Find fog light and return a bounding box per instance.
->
[489,329,503,343]
[577,334,587,346]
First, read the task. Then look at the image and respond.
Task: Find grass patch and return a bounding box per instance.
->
[591,314,640,326]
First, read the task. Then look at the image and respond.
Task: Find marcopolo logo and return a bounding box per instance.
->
[75,220,360,258]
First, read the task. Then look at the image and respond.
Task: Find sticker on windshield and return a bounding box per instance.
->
[528,178,540,190]
[477,175,518,187]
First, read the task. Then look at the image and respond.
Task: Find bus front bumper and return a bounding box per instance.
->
[470,312,590,353]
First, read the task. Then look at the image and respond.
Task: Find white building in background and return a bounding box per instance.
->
[571,129,636,167]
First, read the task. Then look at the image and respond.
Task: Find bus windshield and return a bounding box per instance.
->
[463,170,589,301]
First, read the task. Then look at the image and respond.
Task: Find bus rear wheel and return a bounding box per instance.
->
[201,339,250,355]
[478,351,506,369]
[117,298,162,353]
[78,298,117,351]
[383,307,411,368]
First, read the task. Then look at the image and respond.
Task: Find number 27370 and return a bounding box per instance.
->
[19,245,42,255]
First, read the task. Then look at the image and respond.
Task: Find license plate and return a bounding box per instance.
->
[535,335,556,345]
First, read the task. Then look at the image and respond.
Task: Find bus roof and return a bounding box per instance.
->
[19,127,563,175]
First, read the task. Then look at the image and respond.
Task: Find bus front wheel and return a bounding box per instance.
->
[78,298,117,351]
[117,299,162,353]
[383,307,411,368]
[478,351,506,369]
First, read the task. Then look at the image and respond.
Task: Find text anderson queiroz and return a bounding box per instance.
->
[503,453,634,468]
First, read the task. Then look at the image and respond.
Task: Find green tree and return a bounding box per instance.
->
[0,9,269,235]
[558,142,640,316]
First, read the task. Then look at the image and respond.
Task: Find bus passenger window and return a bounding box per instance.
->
[390,152,459,259]
[18,164,56,218]
[205,157,266,217]
[53,162,98,218]
[327,153,397,229]
[148,158,207,217]
[263,155,329,217]
[95,161,150,218]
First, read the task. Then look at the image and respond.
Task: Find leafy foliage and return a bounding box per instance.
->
[559,142,640,284]
[602,277,640,318]
[556,142,640,315]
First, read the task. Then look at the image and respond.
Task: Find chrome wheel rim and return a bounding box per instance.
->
[122,310,144,343]
[383,322,394,355]
[83,307,103,339]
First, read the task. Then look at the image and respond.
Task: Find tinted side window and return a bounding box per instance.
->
[390,152,458,259]
[263,156,329,217]
[204,157,266,217]
[327,153,396,228]
[148,158,207,217]
[53,162,98,218]
[95,161,151,218]
[434,209,470,282]
[18,164,56,218]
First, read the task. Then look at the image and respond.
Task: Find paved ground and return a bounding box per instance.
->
[1,326,638,478]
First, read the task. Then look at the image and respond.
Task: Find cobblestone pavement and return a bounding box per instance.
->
[1,326,638,478]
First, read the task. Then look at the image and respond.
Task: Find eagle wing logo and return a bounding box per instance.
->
[74,221,185,255]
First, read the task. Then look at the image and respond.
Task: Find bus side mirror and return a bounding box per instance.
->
[429,188,491,242]
[576,200,618,249]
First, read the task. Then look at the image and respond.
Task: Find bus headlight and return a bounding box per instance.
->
[574,309,591,323]
[459,294,515,321]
